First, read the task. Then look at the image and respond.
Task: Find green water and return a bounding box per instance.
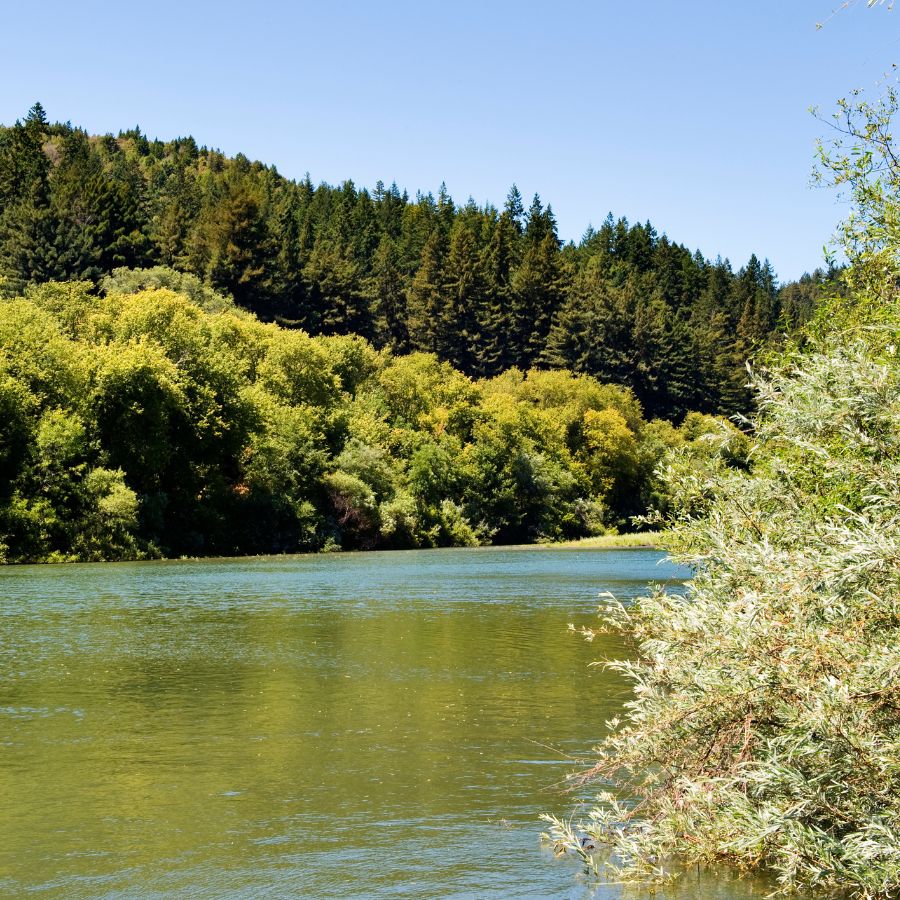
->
[0,548,772,898]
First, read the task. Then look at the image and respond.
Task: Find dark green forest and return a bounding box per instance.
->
[1,104,828,421]
[0,104,827,562]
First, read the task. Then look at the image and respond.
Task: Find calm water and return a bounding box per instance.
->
[0,548,772,898]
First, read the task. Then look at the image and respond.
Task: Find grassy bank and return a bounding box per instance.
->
[542,532,666,550]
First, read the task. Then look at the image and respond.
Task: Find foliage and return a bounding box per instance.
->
[545,336,900,897]
[100,265,238,313]
[814,86,900,332]
[0,106,828,420]
[546,87,900,898]
[0,282,724,562]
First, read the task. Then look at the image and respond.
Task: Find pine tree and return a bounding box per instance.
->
[437,219,485,371]
[186,171,271,311]
[504,184,525,234]
[524,193,547,244]
[544,272,636,387]
[406,229,445,352]
[0,104,55,290]
[151,166,198,269]
[0,103,49,207]
[437,182,455,234]
[733,254,780,360]
[265,188,307,320]
[303,239,374,338]
[511,229,568,368]
[370,236,408,350]
[477,211,518,375]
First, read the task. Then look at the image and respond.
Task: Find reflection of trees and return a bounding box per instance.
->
[0,567,638,892]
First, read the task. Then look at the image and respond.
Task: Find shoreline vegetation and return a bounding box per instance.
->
[540,531,665,550]
[0,277,748,565]
[1,533,670,567]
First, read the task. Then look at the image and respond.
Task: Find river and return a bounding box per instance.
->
[0,547,774,898]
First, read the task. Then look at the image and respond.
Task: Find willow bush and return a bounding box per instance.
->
[544,329,900,896]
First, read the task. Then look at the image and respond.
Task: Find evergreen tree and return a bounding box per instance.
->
[370,236,408,350]
[477,211,518,375]
[406,228,445,352]
[303,240,374,338]
[265,188,307,320]
[511,229,568,368]
[437,219,485,371]
[504,184,525,234]
[186,171,270,311]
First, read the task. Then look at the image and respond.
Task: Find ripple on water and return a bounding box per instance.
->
[0,546,767,900]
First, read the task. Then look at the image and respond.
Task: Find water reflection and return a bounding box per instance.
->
[0,548,770,897]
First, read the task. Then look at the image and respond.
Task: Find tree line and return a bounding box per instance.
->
[0,278,748,562]
[0,104,830,422]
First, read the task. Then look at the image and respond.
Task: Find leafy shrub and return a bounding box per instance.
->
[545,336,900,897]
[0,280,722,560]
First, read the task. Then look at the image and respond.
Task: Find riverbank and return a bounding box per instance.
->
[2,533,669,565]
[542,532,666,550]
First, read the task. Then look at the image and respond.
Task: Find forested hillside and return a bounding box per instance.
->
[0,104,827,421]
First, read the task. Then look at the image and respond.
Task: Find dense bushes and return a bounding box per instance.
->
[0,277,734,562]
[545,333,900,897]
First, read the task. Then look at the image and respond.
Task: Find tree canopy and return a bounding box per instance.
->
[0,278,744,562]
[0,107,830,421]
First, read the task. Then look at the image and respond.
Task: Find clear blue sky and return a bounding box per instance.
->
[0,0,896,280]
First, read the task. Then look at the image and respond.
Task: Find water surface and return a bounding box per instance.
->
[0,547,771,898]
